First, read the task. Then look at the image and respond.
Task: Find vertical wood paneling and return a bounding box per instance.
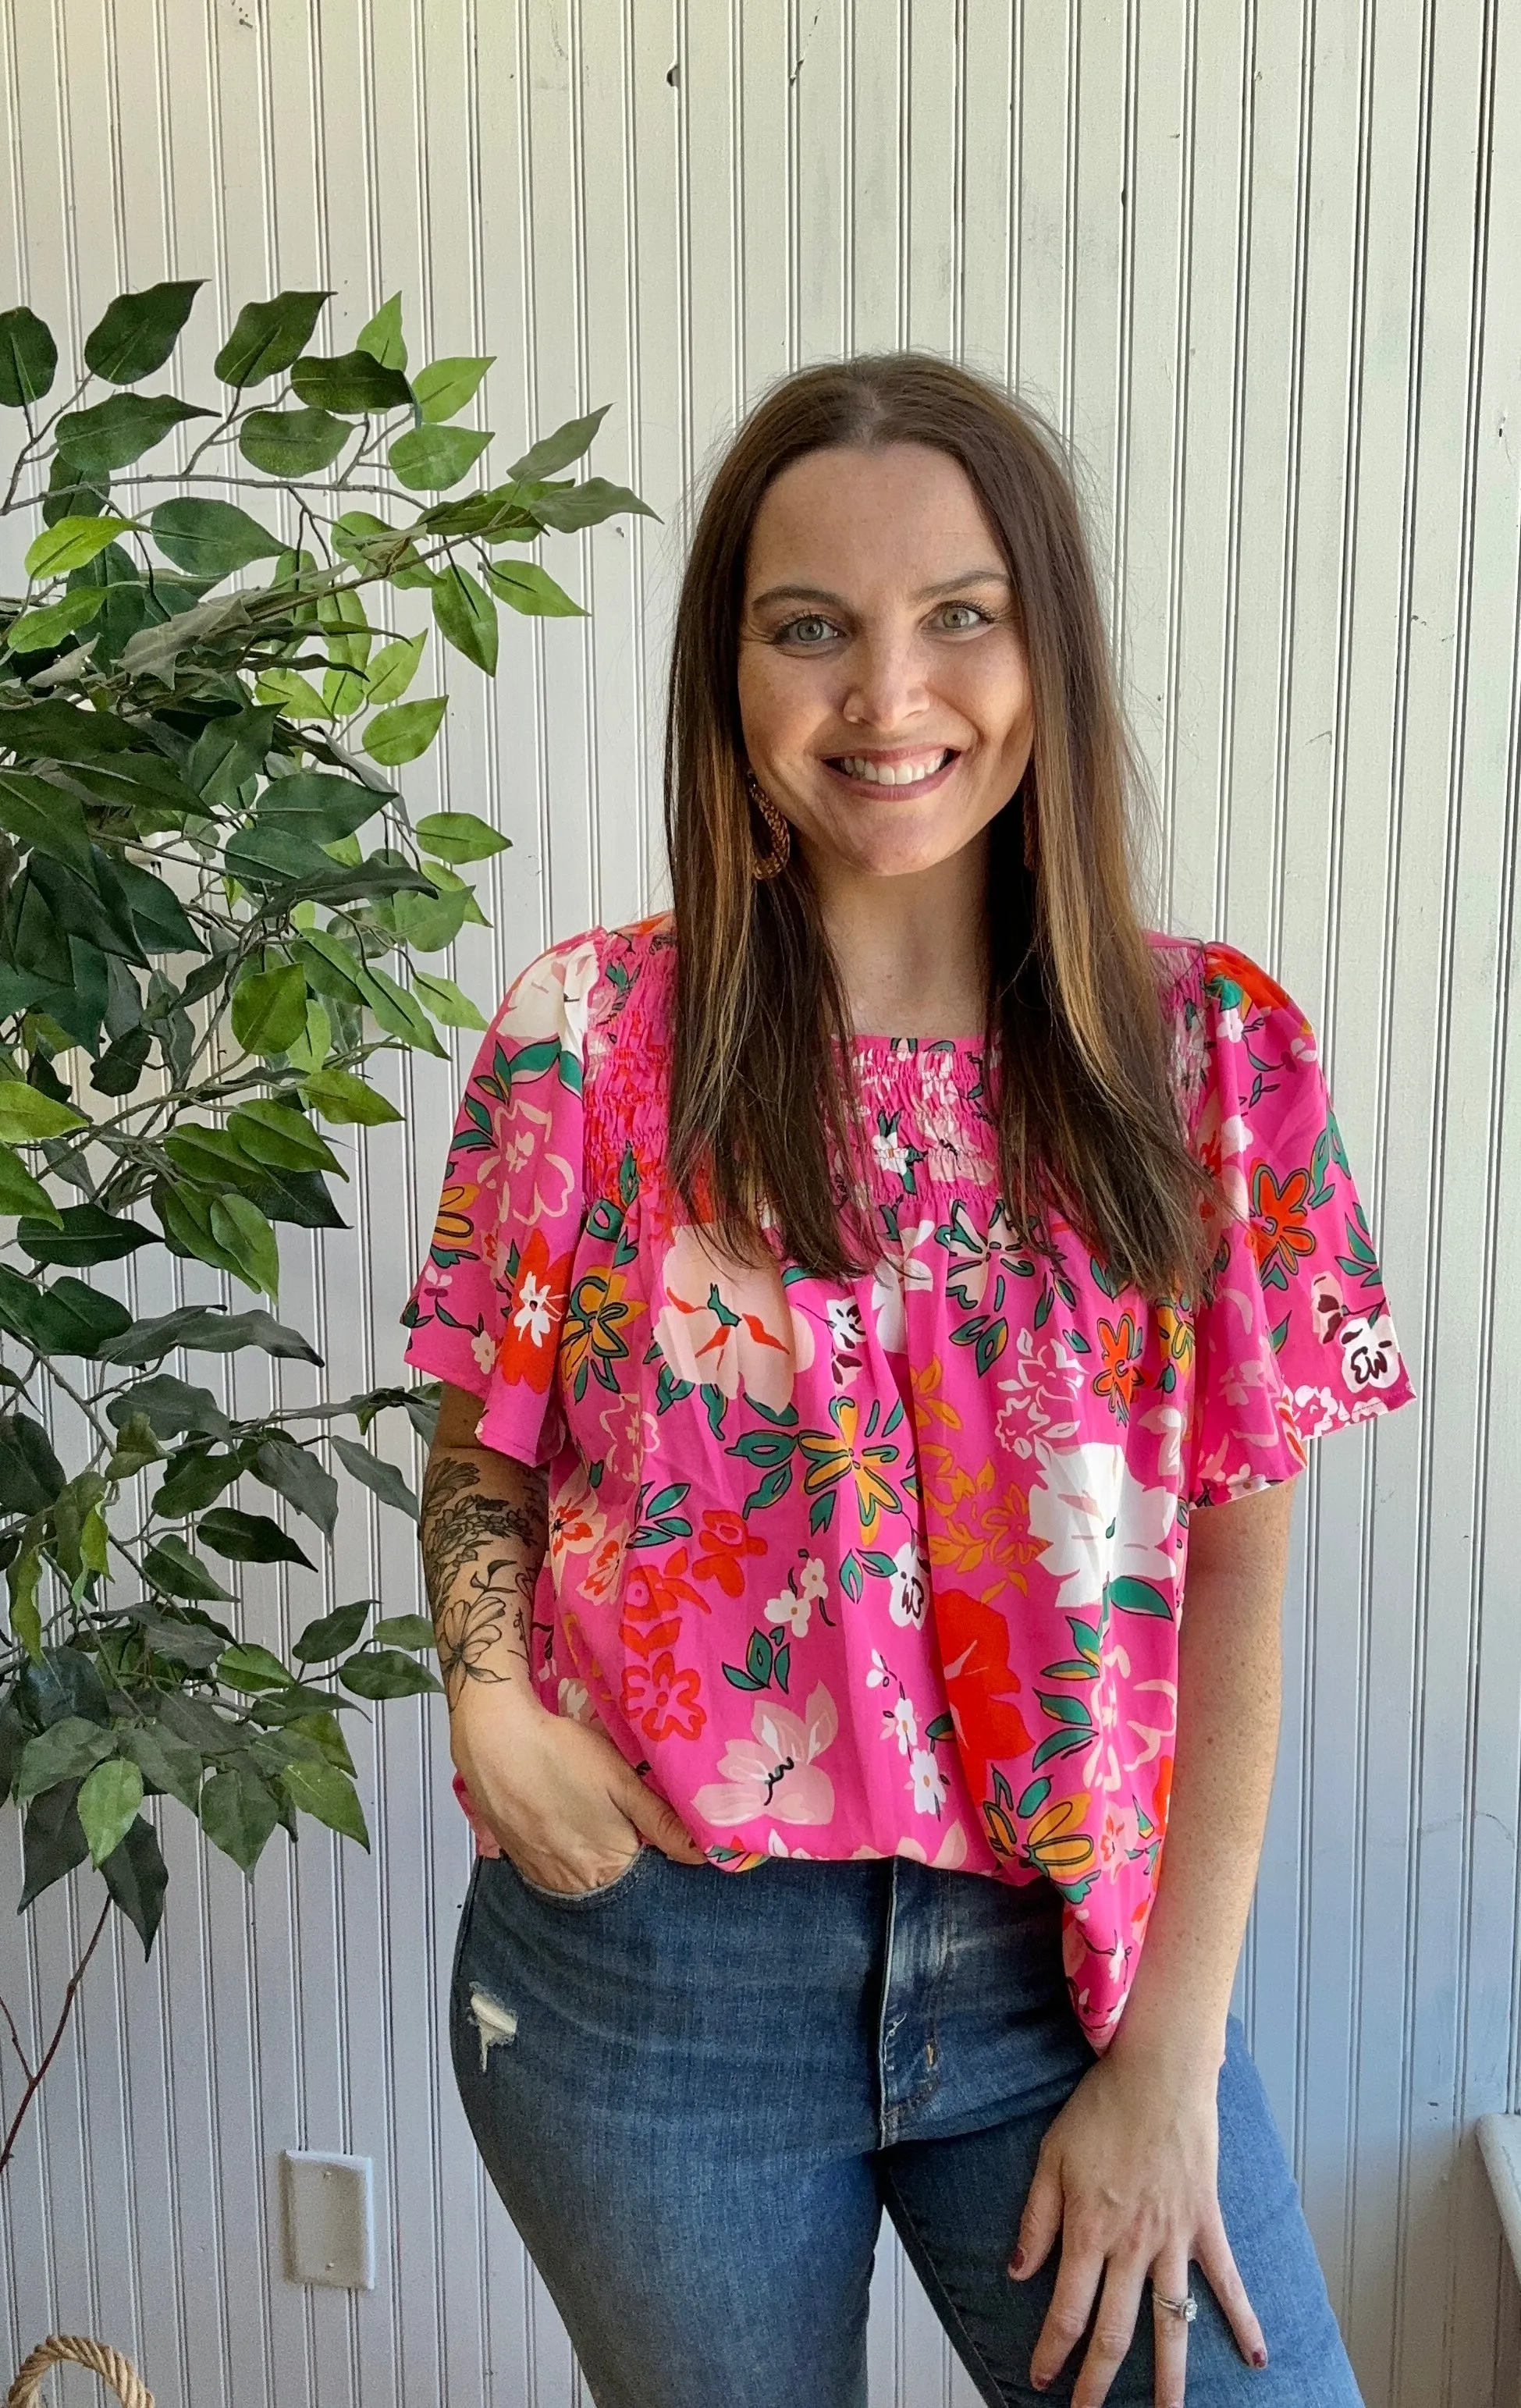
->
[1,6,1516,2403]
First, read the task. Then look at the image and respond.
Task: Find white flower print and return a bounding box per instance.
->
[887,1534,929,1628]
[558,1678,593,1724]
[993,1327,1084,1458]
[826,1297,865,1351]
[1337,1309,1402,1394]
[888,1694,919,1756]
[865,1648,892,1691]
[798,1557,828,1604]
[869,1220,936,1354]
[512,1268,555,1348]
[471,1328,496,1373]
[1026,1440,1177,1617]
[908,1749,947,1816]
[767,1584,812,1639]
[872,1124,911,1178]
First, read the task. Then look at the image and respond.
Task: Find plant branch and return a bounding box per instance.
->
[0,1893,112,2177]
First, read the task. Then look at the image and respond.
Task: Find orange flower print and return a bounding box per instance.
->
[1248,1160,1316,1288]
[620,1547,707,1660]
[428,1181,479,1266]
[1093,1312,1143,1422]
[497,1226,573,1394]
[934,1587,1036,1763]
[621,1650,706,1742]
[691,1507,766,1596]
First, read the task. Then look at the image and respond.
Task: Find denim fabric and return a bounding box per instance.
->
[448,1844,1363,2408]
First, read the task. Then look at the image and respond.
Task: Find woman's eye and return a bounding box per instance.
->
[779,614,837,645]
[937,602,990,630]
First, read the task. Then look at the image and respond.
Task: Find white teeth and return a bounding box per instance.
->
[834,750,951,786]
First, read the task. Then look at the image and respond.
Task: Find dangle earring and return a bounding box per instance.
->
[745,767,791,880]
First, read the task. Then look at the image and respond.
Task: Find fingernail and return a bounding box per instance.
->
[1009,2246,1026,2274]
[1253,2348,1268,2369]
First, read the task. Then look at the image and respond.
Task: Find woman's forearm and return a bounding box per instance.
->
[420,1382,549,1710]
[1104,1478,1295,2079]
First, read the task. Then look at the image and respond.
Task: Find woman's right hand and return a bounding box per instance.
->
[449,1682,709,1894]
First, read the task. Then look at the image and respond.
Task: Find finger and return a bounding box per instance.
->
[1028,2242,1104,2391]
[1008,2155,1064,2278]
[1068,2256,1148,2408]
[613,1771,707,1863]
[1195,2219,1268,2369]
[1148,2258,1192,2408]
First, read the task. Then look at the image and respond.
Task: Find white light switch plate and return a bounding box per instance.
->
[281,2150,375,2289]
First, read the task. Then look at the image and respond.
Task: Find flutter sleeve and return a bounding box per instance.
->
[400,929,602,1468]
[1183,940,1416,1508]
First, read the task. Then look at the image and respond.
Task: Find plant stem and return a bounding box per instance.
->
[0,1891,112,2176]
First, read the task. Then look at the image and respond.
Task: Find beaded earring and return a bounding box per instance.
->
[745,769,791,879]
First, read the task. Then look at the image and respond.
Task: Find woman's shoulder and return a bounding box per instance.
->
[489,912,674,1049]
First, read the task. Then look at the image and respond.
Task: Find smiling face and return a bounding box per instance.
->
[735,441,1036,884]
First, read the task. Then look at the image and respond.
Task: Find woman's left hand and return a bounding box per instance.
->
[1008,2043,1267,2406]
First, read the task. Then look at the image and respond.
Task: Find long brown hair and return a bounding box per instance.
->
[664,352,1225,1307]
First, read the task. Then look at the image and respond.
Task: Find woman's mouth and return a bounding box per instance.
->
[823,747,959,794]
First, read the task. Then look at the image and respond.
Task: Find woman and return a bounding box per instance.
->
[403,353,1415,2408]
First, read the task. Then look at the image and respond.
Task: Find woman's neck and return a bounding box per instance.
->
[805,833,991,1039]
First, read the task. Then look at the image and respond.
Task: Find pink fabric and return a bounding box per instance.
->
[404,915,1416,2045]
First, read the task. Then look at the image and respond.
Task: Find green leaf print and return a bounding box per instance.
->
[1105,1576,1173,1619]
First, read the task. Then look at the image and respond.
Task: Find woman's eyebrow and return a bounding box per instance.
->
[748,566,1012,609]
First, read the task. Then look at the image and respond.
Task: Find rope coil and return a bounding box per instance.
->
[6,2336,154,2408]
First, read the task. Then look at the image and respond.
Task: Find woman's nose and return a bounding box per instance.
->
[837,628,933,731]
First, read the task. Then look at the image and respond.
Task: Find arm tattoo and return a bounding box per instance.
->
[420,1454,549,1707]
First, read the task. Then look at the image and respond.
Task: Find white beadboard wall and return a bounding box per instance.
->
[0,4,1517,2404]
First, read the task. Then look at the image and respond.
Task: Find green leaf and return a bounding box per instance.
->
[24,514,136,579]
[5,589,103,655]
[105,1412,165,1480]
[291,350,413,414]
[154,1442,243,1518]
[78,1756,144,1867]
[226,1110,341,1184]
[239,405,350,477]
[416,809,509,865]
[100,1815,169,1953]
[432,563,498,673]
[371,1613,435,1650]
[410,969,487,1029]
[142,1533,235,1602]
[0,306,58,406]
[356,292,407,371]
[96,1304,319,1367]
[15,1717,116,1802]
[19,1781,90,1907]
[293,1601,372,1664]
[0,1266,133,1356]
[214,289,332,388]
[339,1648,442,1700]
[107,1373,231,1442]
[83,279,203,382]
[112,859,202,954]
[363,695,448,766]
[254,667,333,719]
[55,392,215,476]
[506,405,610,481]
[1105,1575,1175,1620]
[330,1433,419,1519]
[0,770,93,871]
[388,422,491,492]
[300,1068,402,1127]
[482,557,585,617]
[0,1083,86,1143]
[150,498,284,579]
[356,961,446,1056]
[231,963,309,1056]
[528,475,658,533]
[258,771,384,844]
[208,1194,282,1297]
[254,1438,339,1536]
[199,1507,315,1568]
[279,1753,369,1844]
[361,632,427,706]
[18,1205,150,1264]
[412,355,493,422]
[0,1142,62,1224]
[0,1415,66,1514]
[120,1721,204,1810]
[218,1640,297,1692]
[199,1760,280,1872]
[8,1547,43,1660]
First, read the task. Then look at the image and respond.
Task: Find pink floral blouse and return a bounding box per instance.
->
[403,914,1416,2046]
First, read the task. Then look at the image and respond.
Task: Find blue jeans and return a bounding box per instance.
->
[448,1843,1363,2407]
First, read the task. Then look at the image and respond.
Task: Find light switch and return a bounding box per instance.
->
[281,2150,375,2289]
